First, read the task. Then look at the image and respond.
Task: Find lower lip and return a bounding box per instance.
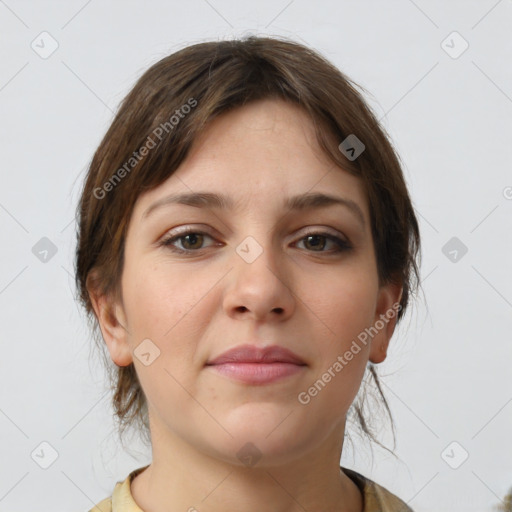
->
[206,362,305,384]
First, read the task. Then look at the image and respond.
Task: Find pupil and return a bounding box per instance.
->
[185,234,201,249]
[307,235,325,250]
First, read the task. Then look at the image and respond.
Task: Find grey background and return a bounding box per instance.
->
[1,1,511,511]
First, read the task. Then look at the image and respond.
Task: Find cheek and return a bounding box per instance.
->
[303,271,376,406]
[331,289,376,338]
[122,261,219,371]
[121,263,214,408]
[122,260,200,335]
[303,282,374,411]
[308,270,377,344]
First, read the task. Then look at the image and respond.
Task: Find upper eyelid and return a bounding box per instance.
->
[161,225,347,241]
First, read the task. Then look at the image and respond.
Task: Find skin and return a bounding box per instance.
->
[89,98,402,512]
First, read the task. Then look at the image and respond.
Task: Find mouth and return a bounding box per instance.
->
[205,344,307,385]
[206,362,305,385]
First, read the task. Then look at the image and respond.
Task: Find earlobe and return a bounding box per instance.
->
[88,283,133,367]
[368,281,403,365]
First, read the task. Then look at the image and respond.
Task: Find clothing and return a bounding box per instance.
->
[89,464,413,512]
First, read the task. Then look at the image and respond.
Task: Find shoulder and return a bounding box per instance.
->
[89,465,149,512]
[88,496,112,512]
[341,466,414,512]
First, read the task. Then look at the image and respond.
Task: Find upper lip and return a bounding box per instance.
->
[206,344,306,365]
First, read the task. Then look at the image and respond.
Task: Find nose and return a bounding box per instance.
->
[222,236,296,323]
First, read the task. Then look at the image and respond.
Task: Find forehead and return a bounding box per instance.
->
[132,98,368,222]
[190,98,328,164]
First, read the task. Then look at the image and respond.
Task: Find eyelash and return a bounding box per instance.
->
[159,228,352,255]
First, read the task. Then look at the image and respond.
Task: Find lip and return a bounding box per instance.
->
[205,344,307,385]
[206,344,306,365]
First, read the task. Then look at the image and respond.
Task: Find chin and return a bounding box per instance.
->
[209,416,313,467]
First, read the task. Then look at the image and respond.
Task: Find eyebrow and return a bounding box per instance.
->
[142,191,366,229]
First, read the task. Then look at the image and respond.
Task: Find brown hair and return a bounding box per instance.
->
[74,35,421,454]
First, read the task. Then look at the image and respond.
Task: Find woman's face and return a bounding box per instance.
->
[95,98,401,467]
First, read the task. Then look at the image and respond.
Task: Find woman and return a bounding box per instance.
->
[76,35,420,512]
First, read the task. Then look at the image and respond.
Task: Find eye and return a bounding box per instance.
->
[294,231,352,253]
[159,229,217,253]
[159,228,352,255]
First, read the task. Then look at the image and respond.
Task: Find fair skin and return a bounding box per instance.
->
[89,98,402,512]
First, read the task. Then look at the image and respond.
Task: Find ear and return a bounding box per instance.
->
[368,280,403,364]
[87,274,133,367]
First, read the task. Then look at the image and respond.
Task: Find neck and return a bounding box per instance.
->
[130,418,363,512]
